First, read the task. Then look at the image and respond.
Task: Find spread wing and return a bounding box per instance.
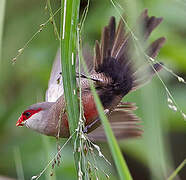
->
[46,49,94,102]
[45,50,64,102]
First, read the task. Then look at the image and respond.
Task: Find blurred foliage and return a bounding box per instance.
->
[0,0,186,179]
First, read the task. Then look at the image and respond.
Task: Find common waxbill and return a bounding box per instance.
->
[16,9,165,140]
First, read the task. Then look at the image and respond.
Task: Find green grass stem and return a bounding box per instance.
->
[60,0,83,178]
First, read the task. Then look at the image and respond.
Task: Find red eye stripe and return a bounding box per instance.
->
[22,108,42,120]
[16,108,42,127]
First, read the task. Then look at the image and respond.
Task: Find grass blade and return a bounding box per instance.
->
[13,147,25,180]
[90,86,133,180]
[0,0,6,60]
[60,0,83,178]
[60,0,80,134]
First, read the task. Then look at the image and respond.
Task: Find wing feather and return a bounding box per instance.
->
[88,104,143,141]
[45,50,64,102]
[46,47,95,102]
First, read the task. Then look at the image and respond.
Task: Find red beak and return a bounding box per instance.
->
[16,116,24,127]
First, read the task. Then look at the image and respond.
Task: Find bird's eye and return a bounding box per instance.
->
[25,112,31,118]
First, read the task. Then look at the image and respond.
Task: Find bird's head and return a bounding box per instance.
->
[16,108,42,127]
[16,102,54,133]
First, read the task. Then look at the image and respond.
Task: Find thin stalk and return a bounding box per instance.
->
[167,159,186,180]
[60,0,83,178]
[42,136,56,180]
[46,0,60,40]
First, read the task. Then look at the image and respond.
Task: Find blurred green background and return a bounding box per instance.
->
[0,0,186,179]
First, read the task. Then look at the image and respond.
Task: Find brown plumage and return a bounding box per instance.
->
[16,9,166,141]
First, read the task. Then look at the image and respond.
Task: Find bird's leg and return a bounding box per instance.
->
[83,118,101,134]
[83,109,109,133]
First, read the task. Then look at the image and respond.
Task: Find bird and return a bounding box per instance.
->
[16,9,166,141]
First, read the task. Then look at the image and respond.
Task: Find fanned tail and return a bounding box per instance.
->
[87,10,166,140]
[93,9,165,96]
